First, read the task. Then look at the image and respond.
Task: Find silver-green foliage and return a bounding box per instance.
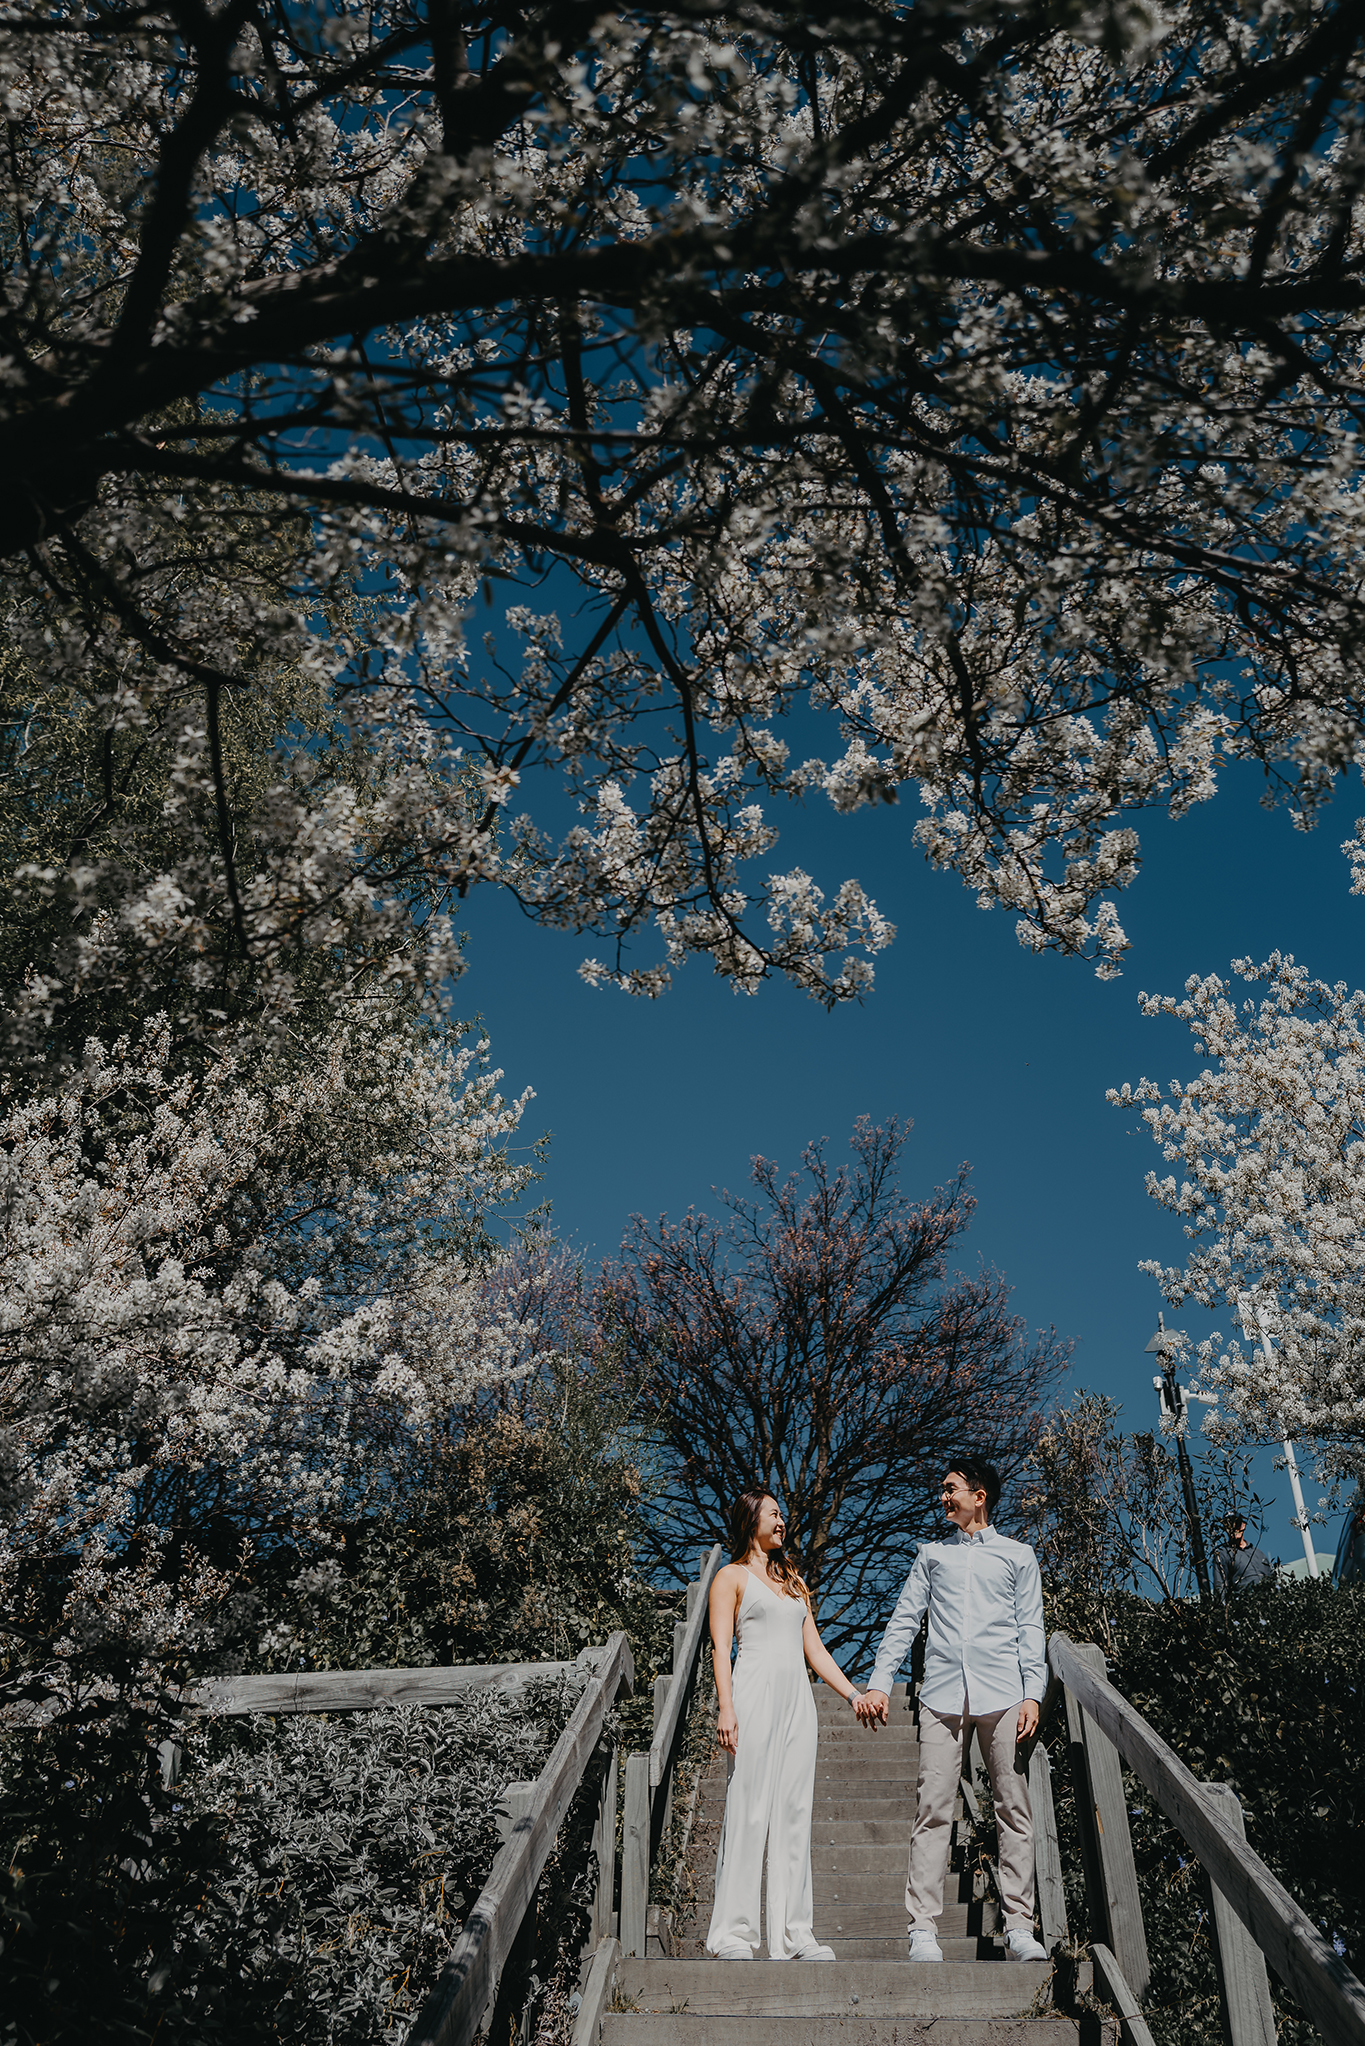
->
[2,1676,586,2046]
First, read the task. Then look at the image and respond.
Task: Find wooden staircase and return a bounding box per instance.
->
[414,1583,1365,2046]
[600,1682,1107,2046]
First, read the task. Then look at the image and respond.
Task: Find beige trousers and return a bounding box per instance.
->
[906,1702,1035,1932]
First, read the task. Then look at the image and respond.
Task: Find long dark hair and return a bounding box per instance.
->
[728,1487,811,1605]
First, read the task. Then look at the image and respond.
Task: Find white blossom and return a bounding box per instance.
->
[2,2,1364,1007]
[0,1008,540,1685]
[1110,955,1365,1473]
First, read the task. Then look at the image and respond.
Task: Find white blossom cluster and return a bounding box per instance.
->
[1110,955,1365,1470]
[0,1007,541,1687]
[3,2,1365,1002]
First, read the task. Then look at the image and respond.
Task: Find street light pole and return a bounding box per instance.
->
[1146,1314,1214,1601]
[1243,1299,1320,1581]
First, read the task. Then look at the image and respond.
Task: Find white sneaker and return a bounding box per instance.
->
[1004,1929,1050,1963]
[907,1930,944,1961]
[792,1943,836,1961]
[710,1942,753,1960]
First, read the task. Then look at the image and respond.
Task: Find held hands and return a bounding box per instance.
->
[854,1688,890,1727]
[716,1701,739,1754]
[1016,1699,1040,1741]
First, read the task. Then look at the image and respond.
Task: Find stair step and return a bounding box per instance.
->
[818,1682,911,1701]
[691,1887,996,1935]
[812,1736,921,1756]
[604,2019,1111,2046]
[610,1959,1067,2020]
[812,1778,934,1794]
[813,1819,916,1843]
[812,1759,921,1781]
[810,1843,919,1874]
[815,1882,998,1925]
[809,1797,921,1824]
[814,1920,996,1948]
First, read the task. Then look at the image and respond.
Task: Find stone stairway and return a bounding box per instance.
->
[602,1682,1109,2046]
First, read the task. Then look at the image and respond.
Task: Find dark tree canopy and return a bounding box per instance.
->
[604,1118,1069,1660]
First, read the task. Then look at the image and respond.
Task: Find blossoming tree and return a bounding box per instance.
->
[1110,954,1365,1473]
[0,1006,541,1694]
[3,0,1365,1007]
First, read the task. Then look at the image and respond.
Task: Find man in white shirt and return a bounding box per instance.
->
[855,1458,1049,1964]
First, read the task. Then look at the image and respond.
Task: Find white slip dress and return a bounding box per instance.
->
[704,1570,819,1959]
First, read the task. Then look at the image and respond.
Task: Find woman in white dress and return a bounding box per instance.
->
[705,1488,864,1961]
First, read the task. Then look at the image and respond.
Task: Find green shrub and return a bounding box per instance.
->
[1,1676,587,2046]
[1045,1582,1365,2046]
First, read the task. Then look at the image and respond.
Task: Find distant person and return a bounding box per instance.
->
[704,1488,864,1961]
[855,1458,1049,1965]
[1213,1515,1275,1594]
[1333,1491,1365,1588]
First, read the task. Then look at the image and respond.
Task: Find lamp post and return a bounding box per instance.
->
[1146,1313,1214,1601]
[1239,1295,1320,1581]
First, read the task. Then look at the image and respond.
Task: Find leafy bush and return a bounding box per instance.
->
[1045,1581,1365,2046]
[1,1676,587,2046]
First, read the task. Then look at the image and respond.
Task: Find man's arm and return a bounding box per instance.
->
[860,1549,932,1721]
[1013,1546,1046,1739]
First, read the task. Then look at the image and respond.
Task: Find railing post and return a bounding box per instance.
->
[486,1785,538,2043]
[1062,1681,1107,1939]
[591,1743,619,1947]
[653,1674,674,1844]
[1204,1784,1277,2046]
[620,1752,650,1957]
[1027,1741,1070,1953]
[1067,1642,1150,2002]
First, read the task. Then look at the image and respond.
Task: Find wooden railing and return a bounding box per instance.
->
[1043,1632,1365,2046]
[0,1658,586,1731]
[402,1545,721,2046]
[405,1631,635,2046]
[6,1553,722,2046]
[620,1544,725,1959]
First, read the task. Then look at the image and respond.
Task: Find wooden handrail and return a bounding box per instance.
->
[192,1660,583,1716]
[404,1630,635,2046]
[1049,1633,1365,2046]
[1,1658,586,1729]
[649,1544,723,1787]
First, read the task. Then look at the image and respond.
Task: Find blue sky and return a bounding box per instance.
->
[457,758,1363,1574]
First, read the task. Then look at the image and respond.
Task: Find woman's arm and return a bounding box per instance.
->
[709,1567,743,1753]
[802,1608,862,1706]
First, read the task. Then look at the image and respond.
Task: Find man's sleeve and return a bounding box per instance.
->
[1013,1546,1047,1703]
[868,1549,932,1695]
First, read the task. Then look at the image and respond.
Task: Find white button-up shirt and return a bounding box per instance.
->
[868,1524,1046,1714]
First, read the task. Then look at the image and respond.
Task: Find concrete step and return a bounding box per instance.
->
[611,1958,1067,2020]
[604,2019,1111,2046]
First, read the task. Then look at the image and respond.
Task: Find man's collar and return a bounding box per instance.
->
[953,1523,997,1544]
